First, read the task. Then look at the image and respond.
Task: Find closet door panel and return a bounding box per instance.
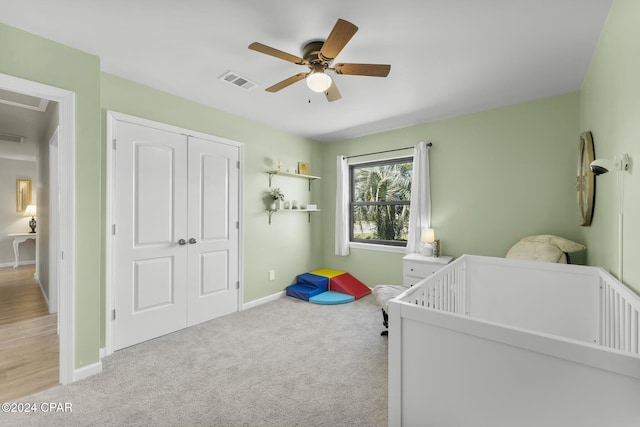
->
[111,114,241,350]
[187,136,240,326]
[200,251,228,295]
[200,154,229,240]
[114,121,188,350]
[134,144,174,245]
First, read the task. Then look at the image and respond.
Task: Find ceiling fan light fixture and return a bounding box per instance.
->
[306,71,332,93]
[249,19,389,101]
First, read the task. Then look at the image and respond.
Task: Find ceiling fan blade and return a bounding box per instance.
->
[333,63,391,77]
[249,42,306,65]
[325,80,342,102]
[319,19,358,61]
[265,73,308,92]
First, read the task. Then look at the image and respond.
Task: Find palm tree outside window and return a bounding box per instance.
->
[349,157,412,246]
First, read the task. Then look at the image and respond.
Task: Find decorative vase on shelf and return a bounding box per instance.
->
[269,187,285,210]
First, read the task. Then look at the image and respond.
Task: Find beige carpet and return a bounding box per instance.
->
[3,294,388,427]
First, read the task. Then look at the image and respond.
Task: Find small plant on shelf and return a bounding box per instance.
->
[270,187,285,201]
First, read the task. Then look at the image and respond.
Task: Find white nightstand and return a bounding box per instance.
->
[403,253,453,286]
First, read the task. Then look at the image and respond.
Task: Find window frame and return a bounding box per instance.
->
[349,156,413,247]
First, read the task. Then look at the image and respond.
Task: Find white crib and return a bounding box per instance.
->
[388,255,640,427]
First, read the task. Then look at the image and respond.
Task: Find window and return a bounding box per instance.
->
[349,157,413,246]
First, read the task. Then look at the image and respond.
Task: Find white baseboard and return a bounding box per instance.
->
[73,360,103,382]
[242,291,285,310]
[0,260,35,268]
[34,273,50,308]
[99,347,106,359]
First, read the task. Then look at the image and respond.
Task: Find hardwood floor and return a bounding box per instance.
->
[0,265,58,402]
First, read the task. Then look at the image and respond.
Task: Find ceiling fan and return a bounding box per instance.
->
[249,18,391,102]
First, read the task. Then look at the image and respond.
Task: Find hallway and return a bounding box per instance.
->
[0,265,58,401]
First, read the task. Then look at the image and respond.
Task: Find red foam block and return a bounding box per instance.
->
[329,273,371,299]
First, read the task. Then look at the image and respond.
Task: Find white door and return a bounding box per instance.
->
[187,136,239,326]
[114,122,189,350]
[113,119,240,350]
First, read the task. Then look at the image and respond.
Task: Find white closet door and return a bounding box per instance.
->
[186,136,239,326]
[114,122,188,350]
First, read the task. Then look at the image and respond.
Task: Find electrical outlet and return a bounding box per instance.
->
[268,270,275,281]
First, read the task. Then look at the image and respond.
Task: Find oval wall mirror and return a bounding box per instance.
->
[577,131,595,226]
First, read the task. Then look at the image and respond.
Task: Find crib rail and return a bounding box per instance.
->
[599,270,640,355]
[397,258,467,315]
[389,255,640,427]
[396,255,640,357]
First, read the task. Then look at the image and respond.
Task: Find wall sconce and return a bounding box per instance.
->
[589,153,632,282]
[23,204,36,233]
[589,154,630,176]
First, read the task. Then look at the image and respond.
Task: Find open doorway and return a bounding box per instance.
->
[0,73,76,396]
[0,91,58,400]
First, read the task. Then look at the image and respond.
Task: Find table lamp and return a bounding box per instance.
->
[421,228,435,256]
[23,204,36,233]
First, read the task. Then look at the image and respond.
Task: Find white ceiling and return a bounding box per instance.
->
[0,0,612,143]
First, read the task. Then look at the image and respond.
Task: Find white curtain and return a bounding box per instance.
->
[406,141,431,253]
[335,155,350,256]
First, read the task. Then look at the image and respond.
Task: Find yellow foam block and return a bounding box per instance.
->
[310,268,346,279]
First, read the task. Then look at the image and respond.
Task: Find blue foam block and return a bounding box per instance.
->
[296,273,329,293]
[309,291,355,305]
[286,283,325,301]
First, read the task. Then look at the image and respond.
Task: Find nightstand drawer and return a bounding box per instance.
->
[403,275,424,287]
[402,254,453,286]
[404,262,440,279]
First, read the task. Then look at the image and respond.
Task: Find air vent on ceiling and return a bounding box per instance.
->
[0,133,26,144]
[219,71,257,91]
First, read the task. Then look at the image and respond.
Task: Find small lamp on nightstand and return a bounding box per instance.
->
[24,204,37,233]
[420,228,435,257]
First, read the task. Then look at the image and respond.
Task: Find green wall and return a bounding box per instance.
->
[100,74,324,305]
[321,93,582,287]
[0,23,102,368]
[580,0,640,294]
[1,22,325,367]
[6,1,637,373]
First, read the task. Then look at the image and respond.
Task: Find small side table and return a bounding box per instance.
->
[402,253,453,286]
[8,233,37,268]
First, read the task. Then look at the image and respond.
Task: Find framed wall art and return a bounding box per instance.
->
[16,179,32,213]
[297,161,310,176]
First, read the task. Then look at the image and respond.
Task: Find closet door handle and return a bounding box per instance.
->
[188,238,197,244]
[178,239,187,246]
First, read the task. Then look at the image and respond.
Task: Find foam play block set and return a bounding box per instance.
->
[285,273,328,301]
[309,291,354,305]
[326,272,371,299]
[286,269,370,305]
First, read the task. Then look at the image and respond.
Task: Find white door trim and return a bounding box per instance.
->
[0,73,76,385]
[48,127,59,315]
[105,111,244,356]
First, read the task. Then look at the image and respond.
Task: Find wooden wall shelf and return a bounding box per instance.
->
[267,170,321,191]
[266,208,321,224]
[266,170,321,224]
